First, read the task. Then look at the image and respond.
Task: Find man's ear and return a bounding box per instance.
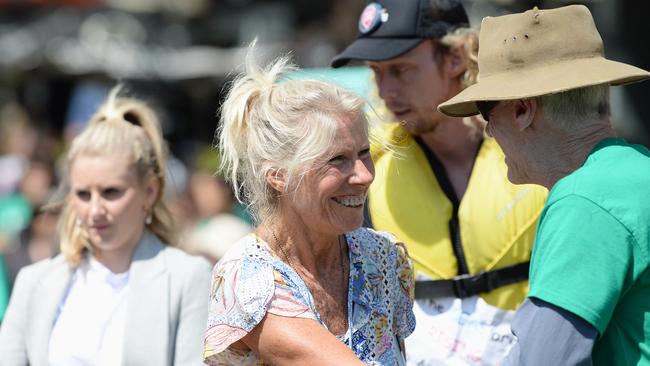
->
[265,168,286,193]
[445,44,467,79]
[513,98,537,131]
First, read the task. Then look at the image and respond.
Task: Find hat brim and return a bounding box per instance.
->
[331,37,424,68]
[439,57,650,117]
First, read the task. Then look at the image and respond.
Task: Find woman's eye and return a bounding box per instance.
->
[328,155,345,164]
[359,148,371,158]
[75,190,91,201]
[102,188,123,200]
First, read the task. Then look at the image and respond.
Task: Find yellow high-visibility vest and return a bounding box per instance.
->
[368,124,548,310]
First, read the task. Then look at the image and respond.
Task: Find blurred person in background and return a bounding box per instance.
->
[190,170,233,221]
[0,159,57,242]
[439,5,650,365]
[0,101,36,197]
[0,101,40,323]
[203,48,415,365]
[183,166,252,264]
[3,208,59,287]
[1,159,59,289]
[190,146,254,226]
[331,0,548,364]
[0,86,211,366]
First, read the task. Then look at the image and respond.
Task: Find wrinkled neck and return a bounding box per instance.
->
[534,119,615,189]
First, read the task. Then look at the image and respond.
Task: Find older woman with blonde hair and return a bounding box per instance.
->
[0,87,212,366]
[203,49,416,366]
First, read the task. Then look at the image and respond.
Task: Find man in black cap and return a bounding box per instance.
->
[332,1,548,364]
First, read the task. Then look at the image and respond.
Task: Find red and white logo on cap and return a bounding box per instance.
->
[359,2,388,34]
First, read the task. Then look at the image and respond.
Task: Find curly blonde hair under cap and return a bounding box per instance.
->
[218,44,369,224]
[434,26,479,89]
[58,86,176,266]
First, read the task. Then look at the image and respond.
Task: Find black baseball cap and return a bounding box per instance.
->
[331,0,470,68]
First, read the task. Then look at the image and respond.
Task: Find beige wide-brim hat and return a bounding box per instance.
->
[438,5,650,117]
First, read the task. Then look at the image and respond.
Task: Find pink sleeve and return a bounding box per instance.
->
[267,282,317,320]
[203,259,317,365]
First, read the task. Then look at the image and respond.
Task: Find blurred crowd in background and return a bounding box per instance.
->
[1,0,649,319]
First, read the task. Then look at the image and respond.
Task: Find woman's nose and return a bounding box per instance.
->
[88,194,106,218]
[351,159,375,186]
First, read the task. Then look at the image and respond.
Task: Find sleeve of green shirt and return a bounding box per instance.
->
[528,194,639,335]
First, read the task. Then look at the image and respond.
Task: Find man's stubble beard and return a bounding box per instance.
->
[402,114,438,136]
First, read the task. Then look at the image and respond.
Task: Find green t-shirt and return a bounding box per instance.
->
[529,138,650,366]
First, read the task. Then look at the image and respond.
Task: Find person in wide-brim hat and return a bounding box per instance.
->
[438,5,650,366]
[438,5,649,117]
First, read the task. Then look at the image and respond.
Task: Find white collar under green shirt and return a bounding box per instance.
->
[48,255,130,366]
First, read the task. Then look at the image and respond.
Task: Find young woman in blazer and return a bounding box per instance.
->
[0,87,212,366]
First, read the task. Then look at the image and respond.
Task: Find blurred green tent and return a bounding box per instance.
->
[285,66,372,99]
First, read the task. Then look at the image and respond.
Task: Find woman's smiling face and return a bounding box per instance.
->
[285,114,375,235]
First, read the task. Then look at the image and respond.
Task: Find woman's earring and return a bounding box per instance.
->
[76,218,82,226]
[145,213,152,225]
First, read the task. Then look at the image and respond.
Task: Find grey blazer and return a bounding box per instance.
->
[0,232,212,366]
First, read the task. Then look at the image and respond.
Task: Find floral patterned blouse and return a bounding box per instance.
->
[203,227,415,365]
